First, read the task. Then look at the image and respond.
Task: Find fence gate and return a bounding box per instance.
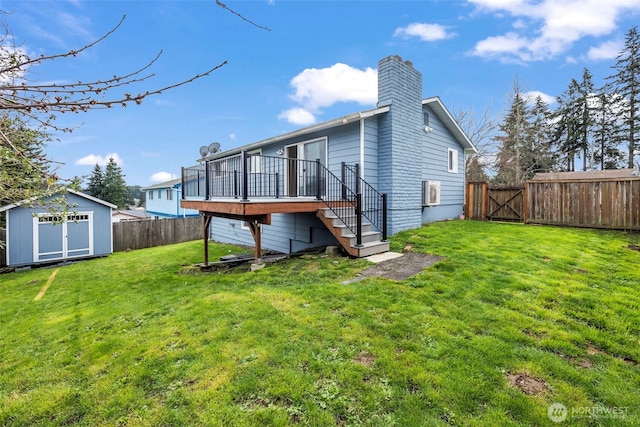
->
[466,182,525,222]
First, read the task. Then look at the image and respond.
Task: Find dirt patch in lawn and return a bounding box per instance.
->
[627,244,640,252]
[357,252,445,281]
[507,372,549,396]
[352,353,375,367]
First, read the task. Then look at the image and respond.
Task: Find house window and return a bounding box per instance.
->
[148,190,153,200]
[158,190,162,199]
[448,148,458,173]
[166,189,173,201]
[423,112,430,126]
[240,220,249,230]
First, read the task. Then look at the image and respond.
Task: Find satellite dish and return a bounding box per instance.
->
[199,145,209,157]
[208,142,221,154]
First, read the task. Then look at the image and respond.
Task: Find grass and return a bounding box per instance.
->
[1,220,639,426]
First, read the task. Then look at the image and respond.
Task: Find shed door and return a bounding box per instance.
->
[33,213,93,262]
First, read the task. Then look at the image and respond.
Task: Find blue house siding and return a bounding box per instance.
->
[210,213,338,254]
[145,183,199,219]
[362,117,379,187]
[420,104,466,223]
[3,191,114,267]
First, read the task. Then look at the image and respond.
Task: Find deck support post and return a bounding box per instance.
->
[203,214,212,267]
[247,221,262,264]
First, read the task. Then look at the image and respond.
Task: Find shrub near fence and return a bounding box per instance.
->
[112,217,202,252]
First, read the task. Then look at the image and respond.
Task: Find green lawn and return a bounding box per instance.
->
[1,221,639,426]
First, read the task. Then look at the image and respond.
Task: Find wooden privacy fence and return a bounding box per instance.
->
[527,178,640,230]
[112,217,202,252]
[466,176,640,231]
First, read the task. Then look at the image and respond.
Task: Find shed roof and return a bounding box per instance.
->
[531,169,640,181]
[0,189,116,213]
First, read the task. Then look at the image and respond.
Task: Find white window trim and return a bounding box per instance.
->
[448,148,459,173]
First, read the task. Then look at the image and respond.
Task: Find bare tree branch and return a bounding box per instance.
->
[215,0,271,31]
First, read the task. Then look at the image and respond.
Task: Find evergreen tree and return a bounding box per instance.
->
[576,68,596,170]
[592,88,626,169]
[527,96,557,175]
[608,26,640,168]
[86,164,105,200]
[494,83,557,185]
[551,79,582,171]
[494,82,531,185]
[102,157,129,208]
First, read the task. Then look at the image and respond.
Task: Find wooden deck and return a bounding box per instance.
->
[181,198,328,267]
[181,198,327,219]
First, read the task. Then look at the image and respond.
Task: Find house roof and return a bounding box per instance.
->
[423,97,476,153]
[0,188,116,213]
[200,105,391,161]
[113,209,151,219]
[531,169,640,181]
[141,178,182,191]
[200,98,476,161]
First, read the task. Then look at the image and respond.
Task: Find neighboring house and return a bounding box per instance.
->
[0,190,115,267]
[142,178,200,219]
[112,209,151,222]
[181,55,476,261]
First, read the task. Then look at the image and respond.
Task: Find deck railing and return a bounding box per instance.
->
[181,152,387,245]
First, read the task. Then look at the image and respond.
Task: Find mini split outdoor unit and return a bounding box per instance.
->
[422,180,441,206]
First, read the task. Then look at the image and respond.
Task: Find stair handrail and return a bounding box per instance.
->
[342,163,388,241]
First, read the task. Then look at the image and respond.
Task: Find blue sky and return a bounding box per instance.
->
[3,0,640,186]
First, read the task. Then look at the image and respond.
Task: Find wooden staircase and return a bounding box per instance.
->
[316,208,389,257]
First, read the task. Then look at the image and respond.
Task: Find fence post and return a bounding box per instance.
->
[315,159,322,200]
[382,193,388,241]
[275,172,280,198]
[355,163,361,194]
[241,150,249,201]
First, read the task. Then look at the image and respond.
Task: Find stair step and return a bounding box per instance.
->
[353,240,390,257]
[342,230,382,244]
[316,208,388,258]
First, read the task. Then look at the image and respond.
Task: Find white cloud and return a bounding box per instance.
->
[587,39,623,61]
[229,133,237,141]
[279,63,377,125]
[468,0,640,62]
[75,152,123,167]
[524,90,556,105]
[149,171,176,183]
[393,23,454,42]
[278,108,317,126]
